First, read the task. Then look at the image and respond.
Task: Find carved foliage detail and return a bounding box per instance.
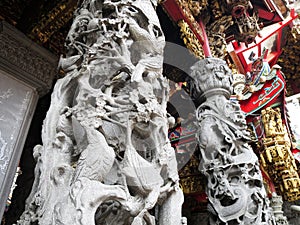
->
[18,1,183,225]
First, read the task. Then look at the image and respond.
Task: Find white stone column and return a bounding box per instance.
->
[189,58,275,225]
[17,1,183,224]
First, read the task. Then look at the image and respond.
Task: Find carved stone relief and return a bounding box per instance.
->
[0,21,57,96]
[18,0,183,224]
[188,58,275,224]
[0,21,56,220]
[270,192,289,225]
[0,71,38,220]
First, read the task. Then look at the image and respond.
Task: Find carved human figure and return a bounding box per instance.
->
[188,58,274,224]
[18,1,183,225]
[262,107,287,138]
[274,107,285,134]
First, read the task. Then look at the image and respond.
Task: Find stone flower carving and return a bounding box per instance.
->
[18,1,183,225]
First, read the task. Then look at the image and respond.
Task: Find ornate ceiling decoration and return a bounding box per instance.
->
[0,0,77,55]
[278,21,300,95]
[28,0,77,45]
[0,0,299,94]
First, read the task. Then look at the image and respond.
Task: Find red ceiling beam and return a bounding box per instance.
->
[160,0,212,57]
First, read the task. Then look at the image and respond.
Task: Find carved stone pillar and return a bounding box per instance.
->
[270,192,289,225]
[0,21,57,220]
[18,1,183,225]
[189,58,274,224]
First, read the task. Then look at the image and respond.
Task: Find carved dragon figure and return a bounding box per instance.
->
[188,58,275,225]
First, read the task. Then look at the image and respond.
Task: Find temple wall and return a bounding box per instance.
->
[0,21,57,219]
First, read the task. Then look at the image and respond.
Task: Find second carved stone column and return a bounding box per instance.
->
[188,58,275,225]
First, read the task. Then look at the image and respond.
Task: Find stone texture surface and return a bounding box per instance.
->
[0,21,57,96]
[0,19,56,222]
[0,71,38,220]
[189,58,275,225]
[18,0,183,224]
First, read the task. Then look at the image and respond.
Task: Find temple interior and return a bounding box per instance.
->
[1,0,300,224]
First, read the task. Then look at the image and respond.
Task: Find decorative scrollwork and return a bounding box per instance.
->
[190,58,274,224]
[178,20,204,59]
[29,0,77,44]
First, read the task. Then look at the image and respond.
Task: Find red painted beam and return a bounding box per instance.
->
[160,0,186,22]
[231,10,298,73]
